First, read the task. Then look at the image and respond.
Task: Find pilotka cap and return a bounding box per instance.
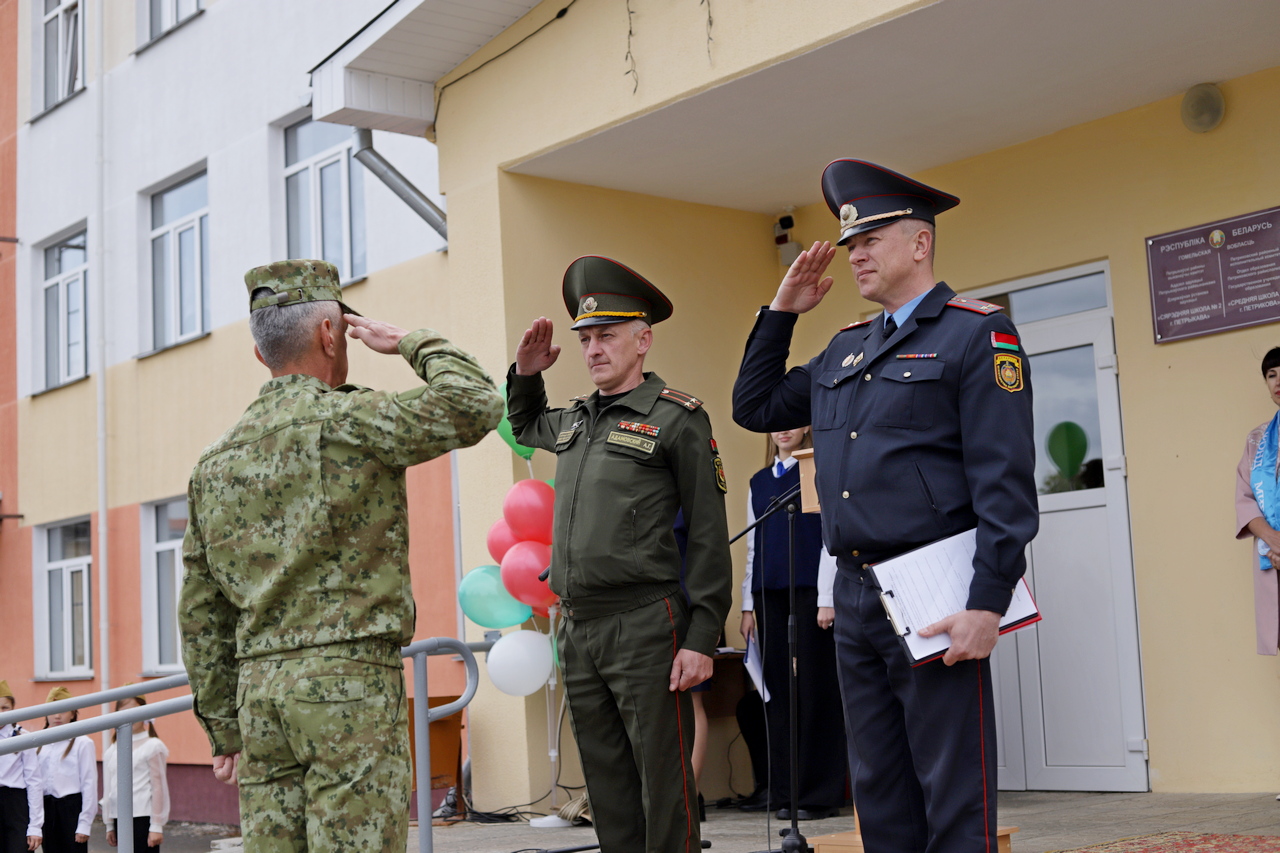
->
[245,259,360,316]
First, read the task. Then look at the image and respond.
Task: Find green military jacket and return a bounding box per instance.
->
[180,329,503,755]
[506,369,732,657]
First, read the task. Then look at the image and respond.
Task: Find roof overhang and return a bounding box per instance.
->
[508,0,1280,213]
[310,0,540,137]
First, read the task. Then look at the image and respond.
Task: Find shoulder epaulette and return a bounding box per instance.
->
[839,318,874,331]
[946,296,1003,315]
[569,394,590,403]
[659,387,703,410]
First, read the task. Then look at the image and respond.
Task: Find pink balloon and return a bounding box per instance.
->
[503,480,555,544]
[500,540,558,609]
[486,518,522,564]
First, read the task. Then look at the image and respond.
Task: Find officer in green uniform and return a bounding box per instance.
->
[179,259,503,853]
[507,255,732,853]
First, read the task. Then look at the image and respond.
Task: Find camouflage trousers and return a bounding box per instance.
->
[236,655,410,853]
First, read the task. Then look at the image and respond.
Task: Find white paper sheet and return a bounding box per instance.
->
[743,631,771,702]
[870,528,1040,663]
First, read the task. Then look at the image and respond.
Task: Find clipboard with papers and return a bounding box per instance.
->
[868,528,1041,666]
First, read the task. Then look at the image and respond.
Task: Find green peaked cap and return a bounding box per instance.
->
[562,255,673,330]
[245,259,360,316]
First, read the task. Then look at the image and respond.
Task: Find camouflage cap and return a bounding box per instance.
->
[46,686,71,703]
[0,680,10,700]
[245,259,360,316]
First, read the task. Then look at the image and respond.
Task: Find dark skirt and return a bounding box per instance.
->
[0,787,30,853]
[42,793,88,853]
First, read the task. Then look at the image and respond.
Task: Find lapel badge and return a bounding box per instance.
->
[842,353,854,367]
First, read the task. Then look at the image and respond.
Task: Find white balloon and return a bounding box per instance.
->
[486,630,553,696]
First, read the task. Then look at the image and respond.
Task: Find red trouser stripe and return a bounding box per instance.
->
[664,598,693,853]
[978,665,990,853]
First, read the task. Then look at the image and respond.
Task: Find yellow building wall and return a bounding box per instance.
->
[434,0,1280,799]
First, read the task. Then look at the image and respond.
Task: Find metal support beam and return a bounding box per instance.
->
[352,128,447,242]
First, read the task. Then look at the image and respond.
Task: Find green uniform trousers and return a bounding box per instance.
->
[236,656,410,853]
[561,595,700,853]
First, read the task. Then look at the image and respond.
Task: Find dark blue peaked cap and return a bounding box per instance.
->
[821,159,960,245]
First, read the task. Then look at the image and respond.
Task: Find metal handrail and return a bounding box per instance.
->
[0,639,482,853]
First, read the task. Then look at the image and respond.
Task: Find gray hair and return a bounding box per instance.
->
[249,288,342,369]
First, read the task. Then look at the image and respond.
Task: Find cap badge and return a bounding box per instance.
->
[840,204,858,228]
[582,297,598,313]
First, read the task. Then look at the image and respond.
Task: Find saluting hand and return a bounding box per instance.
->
[345,314,408,354]
[769,241,838,314]
[918,609,1001,666]
[515,317,561,375]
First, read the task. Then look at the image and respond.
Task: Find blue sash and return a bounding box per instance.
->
[1250,411,1280,570]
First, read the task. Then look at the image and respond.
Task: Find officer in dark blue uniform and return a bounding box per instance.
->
[732,159,1038,853]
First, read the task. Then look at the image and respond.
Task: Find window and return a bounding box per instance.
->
[41,0,84,111]
[38,520,92,678]
[284,118,366,280]
[42,231,88,388]
[142,499,187,672]
[150,173,209,348]
[148,0,199,40]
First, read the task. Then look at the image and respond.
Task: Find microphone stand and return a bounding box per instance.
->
[731,481,809,853]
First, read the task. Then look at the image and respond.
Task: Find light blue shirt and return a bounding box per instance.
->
[885,289,930,331]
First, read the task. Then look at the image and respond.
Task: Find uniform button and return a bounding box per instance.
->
[852,550,860,557]
[862,563,870,570]
[849,431,858,440]
[903,371,912,377]
[842,490,850,498]
[863,373,871,381]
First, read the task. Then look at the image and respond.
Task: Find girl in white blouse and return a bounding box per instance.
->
[0,680,42,853]
[101,695,169,852]
[37,687,97,853]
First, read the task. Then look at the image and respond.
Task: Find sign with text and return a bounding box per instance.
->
[1147,206,1280,343]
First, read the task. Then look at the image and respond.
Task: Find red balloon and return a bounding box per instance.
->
[503,480,555,544]
[500,540,558,609]
[486,518,522,564]
[532,606,550,618]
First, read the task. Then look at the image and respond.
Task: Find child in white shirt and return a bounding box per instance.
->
[37,687,97,853]
[101,694,169,853]
[0,680,42,853]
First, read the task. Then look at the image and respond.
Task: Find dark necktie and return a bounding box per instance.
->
[883,315,898,339]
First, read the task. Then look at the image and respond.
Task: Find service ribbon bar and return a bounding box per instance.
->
[617,420,660,438]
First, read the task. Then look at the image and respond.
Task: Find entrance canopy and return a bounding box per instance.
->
[314,0,1280,211]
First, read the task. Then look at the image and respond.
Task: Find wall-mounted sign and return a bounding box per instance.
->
[1147,206,1280,343]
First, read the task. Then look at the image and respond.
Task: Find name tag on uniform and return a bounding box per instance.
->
[606,431,657,454]
[556,421,583,448]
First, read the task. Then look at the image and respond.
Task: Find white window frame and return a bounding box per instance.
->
[141,498,187,675]
[148,0,200,41]
[41,230,89,389]
[40,0,85,111]
[34,519,93,680]
[283,119,365,282]
[149,174,209,349]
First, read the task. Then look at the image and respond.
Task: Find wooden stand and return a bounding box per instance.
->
[809,824,1018,853]
[791,447,820,513]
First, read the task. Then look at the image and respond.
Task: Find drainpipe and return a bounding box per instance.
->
[351,128,447,242]
[93,0,110,714]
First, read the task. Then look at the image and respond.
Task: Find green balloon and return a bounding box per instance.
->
[496,383,535,460]
[1047,421,1088,479]
[458,564,532,629]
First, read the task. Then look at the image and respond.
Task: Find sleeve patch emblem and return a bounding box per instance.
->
[713,456,728,493]
[991,332,1020,351]
[995,354,1024,392]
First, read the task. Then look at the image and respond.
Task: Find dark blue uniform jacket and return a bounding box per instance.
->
[732,282,1038,614]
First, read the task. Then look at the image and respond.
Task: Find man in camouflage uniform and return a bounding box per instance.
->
[179,259,503,852]
[507,256,732,853]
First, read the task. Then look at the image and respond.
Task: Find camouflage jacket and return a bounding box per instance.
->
[180,329,503,755]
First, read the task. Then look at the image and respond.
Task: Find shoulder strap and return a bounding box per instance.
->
[946,296,1003,315]
[659,387,703,410]
[838,318,875,331]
